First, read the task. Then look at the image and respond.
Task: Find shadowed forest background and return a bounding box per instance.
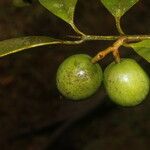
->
[0,0,150,149]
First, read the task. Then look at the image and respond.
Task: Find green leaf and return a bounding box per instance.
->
[101,0,139,18]
[0,36,61,57]
[39,0,78,25]
[130,40,150,63]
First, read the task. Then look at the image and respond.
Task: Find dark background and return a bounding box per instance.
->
[0,0,150,149]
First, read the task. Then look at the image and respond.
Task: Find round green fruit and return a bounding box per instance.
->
[104,58,150,106]
[56,54,103,100]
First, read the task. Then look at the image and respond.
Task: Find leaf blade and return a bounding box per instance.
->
[130,40,150,63]
[0,36,61,57]
[39,0,78,25]
[101,0,139,18]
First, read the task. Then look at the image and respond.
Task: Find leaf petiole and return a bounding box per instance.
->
[115,17,125,35]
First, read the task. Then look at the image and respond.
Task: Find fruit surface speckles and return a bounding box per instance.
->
[104,58,150,106]
[56,54,103,100]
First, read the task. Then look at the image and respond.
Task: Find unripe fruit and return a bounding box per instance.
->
[56,54,103,100]
[104,58,150,106]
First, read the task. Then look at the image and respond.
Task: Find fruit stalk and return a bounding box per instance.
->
[91,37,126,63]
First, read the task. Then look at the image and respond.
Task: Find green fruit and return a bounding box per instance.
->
[104,58,150,106]
[56,54,103,100]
